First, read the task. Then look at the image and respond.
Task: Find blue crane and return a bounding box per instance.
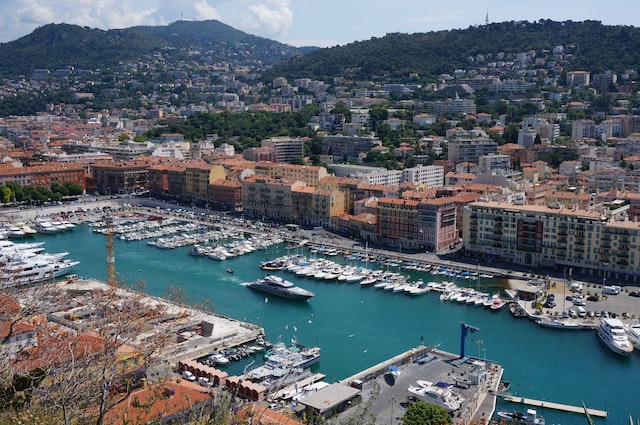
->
[460,322,480,358]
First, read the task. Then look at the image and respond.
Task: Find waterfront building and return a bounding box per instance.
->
[319,176,364,215]
[242,176,304,222]
[463,200,640,281]
[376,198,421,250]
[331,212,377,240]
[92,159,152,195]
[184,164,226,204]
[210,179,242,211]
[0,162,85,189]
[292,186,346,228]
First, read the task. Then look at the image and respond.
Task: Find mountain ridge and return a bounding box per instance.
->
[0,20,310,78]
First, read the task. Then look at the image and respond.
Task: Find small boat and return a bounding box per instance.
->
[498,380,511,392]
[497,409,544,424]
[490,298,507,311]
[226,268,234,273]
[509,302,528,318]
[208,352,230,365]
[536,318,581,330]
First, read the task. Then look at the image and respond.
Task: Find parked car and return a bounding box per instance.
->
[543,301,556,309]
[572,298,586,306]
[546,294,555,302]
[629,291,640,298]
[587,295,599,302]
[197,377,211,387]
[181,370,196,382]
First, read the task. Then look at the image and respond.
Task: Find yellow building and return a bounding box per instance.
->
[184,164,226,203]
[253,162,328,186]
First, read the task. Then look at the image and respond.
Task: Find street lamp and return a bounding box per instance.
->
[389,396,395,425]
[476,339,484,359]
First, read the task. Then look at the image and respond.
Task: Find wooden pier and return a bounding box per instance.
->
[502,395,607,418]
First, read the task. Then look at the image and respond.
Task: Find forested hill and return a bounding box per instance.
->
[0,20,307,78]
[270,20,640,80]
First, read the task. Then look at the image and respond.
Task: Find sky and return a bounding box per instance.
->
[0,0,639,48]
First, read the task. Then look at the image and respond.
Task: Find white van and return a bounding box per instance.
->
[569,282,583,292]
[576,306,587,318]
[603,285,620,295]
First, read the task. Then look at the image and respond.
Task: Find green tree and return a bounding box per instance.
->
[63,182,84,196]
[402,401,453,425]
[369,105,389,132]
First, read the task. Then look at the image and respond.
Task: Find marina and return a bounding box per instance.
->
[4,204,640,424]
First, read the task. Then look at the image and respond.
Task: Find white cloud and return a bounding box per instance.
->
[242,0,293,37]
[193,1,221,21]
[0,0,160,42]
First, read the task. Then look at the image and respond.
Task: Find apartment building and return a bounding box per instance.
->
[241,176,305,222]
[478,154,510,173]
[401,165,444,188]
[376,198,421,250]
[210,179,242,211]
[447,139,498,165]
[463,200,640,281]
[320,135,381,162]
[92,160,151,195]
[260,137,306,163]
[0,162,85,189]
[291,187,345,228]
[184,164,226,204]
[253,162,328,186]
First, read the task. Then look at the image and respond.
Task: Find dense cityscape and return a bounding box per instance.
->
[1,17,640,425]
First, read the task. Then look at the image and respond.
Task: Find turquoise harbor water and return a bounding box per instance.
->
[34,224,639,424]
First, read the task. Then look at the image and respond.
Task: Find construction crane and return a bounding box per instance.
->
[105,213,116,286]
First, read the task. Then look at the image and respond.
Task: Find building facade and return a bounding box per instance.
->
[463,200,640,281]
[447,139,498,165]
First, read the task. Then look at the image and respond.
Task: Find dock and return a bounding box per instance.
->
[502,395,607,418]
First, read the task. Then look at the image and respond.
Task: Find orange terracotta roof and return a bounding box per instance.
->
[102,379,212,425]
[0,321,35,339]
[237,402,304,425]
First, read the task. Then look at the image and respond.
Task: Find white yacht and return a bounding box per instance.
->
[597,318,634,356]
[407,380,464,412]
[624,321,640,350]
[34,221,60,234]
[7,226,26,239]
[245,275,315,301]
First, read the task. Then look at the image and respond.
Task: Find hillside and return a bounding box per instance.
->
[0,20,307,78]
[270,20,640,80]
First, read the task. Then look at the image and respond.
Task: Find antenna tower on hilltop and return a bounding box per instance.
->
[485,10,489,26]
